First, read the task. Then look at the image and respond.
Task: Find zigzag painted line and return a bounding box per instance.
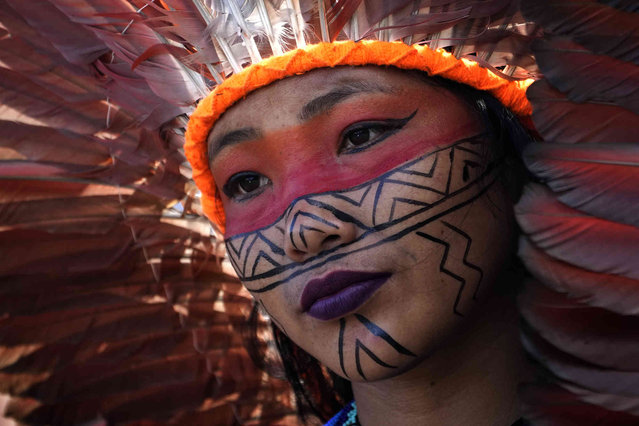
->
[416,228,478,316]
[441,221,484,299]
[330,184,372,206]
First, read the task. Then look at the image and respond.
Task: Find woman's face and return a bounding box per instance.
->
[209,67,515,381]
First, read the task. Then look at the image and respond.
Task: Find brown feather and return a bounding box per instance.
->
[516,184,639,280]
[521,382,639,425]
[527,79,639,144]
[519,238,639,315]
[521,319,639,401]
[521,0,639,64]
[519,280,639,370]
[522,142,639,226]
[532,37,639,114]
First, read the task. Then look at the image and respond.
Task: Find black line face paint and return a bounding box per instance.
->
[213,66,517,383]
[226,137,492,294]
[223,136,514,381]
[338,314,416,380]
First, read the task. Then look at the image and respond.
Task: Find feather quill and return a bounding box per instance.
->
[256,0,284,54]
[223,0,263,63]
[285,0,307,48]
[326,0,362,41]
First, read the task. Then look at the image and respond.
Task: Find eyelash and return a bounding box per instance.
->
[338,110,418,154]
[222,172,270,201]
[222,110,418,201]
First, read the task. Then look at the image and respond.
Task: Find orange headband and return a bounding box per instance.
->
[184,40,534,232]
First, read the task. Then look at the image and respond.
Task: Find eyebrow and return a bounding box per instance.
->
[209,127,262,159]
[298,80,395,121]
[209,80,395,160]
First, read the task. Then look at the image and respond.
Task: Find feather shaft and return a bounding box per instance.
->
[223,0,262,63]
[256,0,283,55]
[317,0,329,42]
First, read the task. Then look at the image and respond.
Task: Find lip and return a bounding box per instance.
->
[300,270,392,321]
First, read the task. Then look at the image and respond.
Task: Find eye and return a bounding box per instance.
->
[338,110,418,155]
[223,172,270,200]
[341,126,388,151]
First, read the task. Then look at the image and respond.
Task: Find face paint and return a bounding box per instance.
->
[215,104,481,236]
[209,67,516,382]
[225,136,494,295]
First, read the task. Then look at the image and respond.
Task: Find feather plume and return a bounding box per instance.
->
[521,383,639,425]
[526,80,639,144]
[519,238,639,315]
[3,0,108,65]
[516,184,639,280]
[521,0,639,64]
[532,38,639,113]
[0,1,298,423]
[517,2,639,422]
[519,280,639,370]
[522,142,639,227]
[521,318,639,401]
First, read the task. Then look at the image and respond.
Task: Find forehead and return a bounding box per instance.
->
[208,66,427,140]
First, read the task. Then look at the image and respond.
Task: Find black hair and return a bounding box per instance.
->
[245,72,537,424]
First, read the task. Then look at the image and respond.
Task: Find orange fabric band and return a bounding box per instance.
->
[184,40,534,232]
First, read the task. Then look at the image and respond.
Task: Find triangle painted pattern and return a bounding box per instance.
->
[225,140,497,289]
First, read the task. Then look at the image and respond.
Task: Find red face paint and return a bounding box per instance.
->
[211,92,482,237]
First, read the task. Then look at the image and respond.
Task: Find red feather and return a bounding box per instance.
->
[516,184,639,280]
[527,80,639,144]
[522,142,639,226]
[521,382,639,425]
[519,238,639,315]
[519,280,639,370]
[532,38,639,113]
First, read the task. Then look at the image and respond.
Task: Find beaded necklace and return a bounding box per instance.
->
[325,400,359,426]
[325,401,527,426]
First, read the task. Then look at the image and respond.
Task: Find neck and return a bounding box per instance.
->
[351,292,528,426]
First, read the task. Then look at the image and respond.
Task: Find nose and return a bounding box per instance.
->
[283,198,357,262]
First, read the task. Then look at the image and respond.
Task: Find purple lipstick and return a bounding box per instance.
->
[300,271,392,321]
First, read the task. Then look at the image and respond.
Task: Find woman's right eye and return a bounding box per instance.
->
[222,172,270,200]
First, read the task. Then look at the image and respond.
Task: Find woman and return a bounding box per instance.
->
[186,41,533,425]
[0,0,636,424]
[185,4,639,425]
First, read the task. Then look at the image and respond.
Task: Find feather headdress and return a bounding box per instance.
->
[0,0,638,424]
